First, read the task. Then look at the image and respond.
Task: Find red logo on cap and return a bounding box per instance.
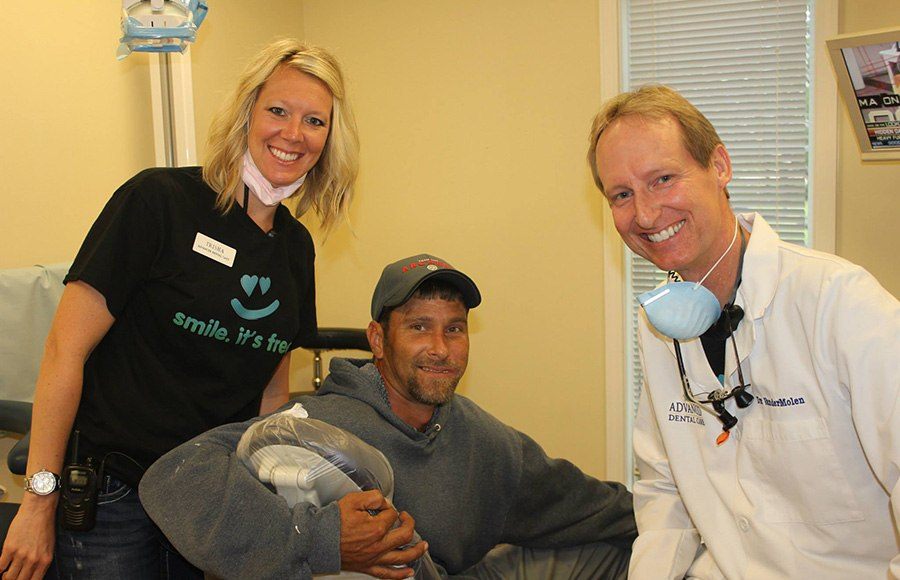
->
[401,259,452,273]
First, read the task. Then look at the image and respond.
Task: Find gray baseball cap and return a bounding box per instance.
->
[371,254,482,320]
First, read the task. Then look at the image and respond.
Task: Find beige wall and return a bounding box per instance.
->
[837,1,900,296]
[1,5,154,269]
[298,0,610,476]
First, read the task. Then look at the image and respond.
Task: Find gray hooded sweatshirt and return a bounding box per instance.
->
[140,358,636,578]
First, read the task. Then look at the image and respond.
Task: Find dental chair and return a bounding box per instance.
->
[0,262,368,545]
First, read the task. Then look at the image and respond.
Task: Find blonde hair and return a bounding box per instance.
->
[203,39,359,232]
[587,85,727,196]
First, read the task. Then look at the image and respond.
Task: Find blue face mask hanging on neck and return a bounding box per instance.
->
[637,219,740,340]
[638,283,721,340]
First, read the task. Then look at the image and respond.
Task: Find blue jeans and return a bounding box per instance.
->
[49,476,202,579]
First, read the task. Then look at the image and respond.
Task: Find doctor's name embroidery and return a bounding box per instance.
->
[668,401,705,425]
[756,395,806,407]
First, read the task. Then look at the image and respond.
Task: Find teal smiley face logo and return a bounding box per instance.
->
[231,274,281,320]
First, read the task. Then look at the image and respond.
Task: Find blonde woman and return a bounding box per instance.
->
[0,39,358,579]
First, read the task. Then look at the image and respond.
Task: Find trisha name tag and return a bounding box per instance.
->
[192,232,236,267]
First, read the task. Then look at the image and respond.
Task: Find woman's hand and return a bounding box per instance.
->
[0,495,58,580]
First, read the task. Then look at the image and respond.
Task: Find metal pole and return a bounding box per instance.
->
[158,53,177,168]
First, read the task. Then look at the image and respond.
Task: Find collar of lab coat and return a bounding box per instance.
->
[735,212,780,322]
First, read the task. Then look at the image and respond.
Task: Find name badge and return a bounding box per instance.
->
[192,232,236,267]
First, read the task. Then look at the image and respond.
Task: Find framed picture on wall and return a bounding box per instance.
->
[827,26,900,161]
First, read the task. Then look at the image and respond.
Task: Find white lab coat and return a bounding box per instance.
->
[629,213,900,579]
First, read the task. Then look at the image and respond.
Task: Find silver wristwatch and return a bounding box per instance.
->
[24,469,61,496]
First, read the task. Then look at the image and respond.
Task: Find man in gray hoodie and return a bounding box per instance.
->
[140,253,636,579]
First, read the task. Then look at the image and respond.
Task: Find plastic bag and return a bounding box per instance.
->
[237,403,442,579]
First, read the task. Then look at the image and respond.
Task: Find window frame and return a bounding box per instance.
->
[598,0,839,483]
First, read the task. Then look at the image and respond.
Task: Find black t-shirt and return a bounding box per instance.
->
[65,167,317,486]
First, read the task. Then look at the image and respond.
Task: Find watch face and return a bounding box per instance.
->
[30,471,57,494]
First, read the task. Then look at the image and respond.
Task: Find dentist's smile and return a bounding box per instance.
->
[645,220,685,243]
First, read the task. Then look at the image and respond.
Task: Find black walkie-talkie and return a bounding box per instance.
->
[61,430,99,531]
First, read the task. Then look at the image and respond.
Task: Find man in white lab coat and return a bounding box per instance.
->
[587,84,899,579]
